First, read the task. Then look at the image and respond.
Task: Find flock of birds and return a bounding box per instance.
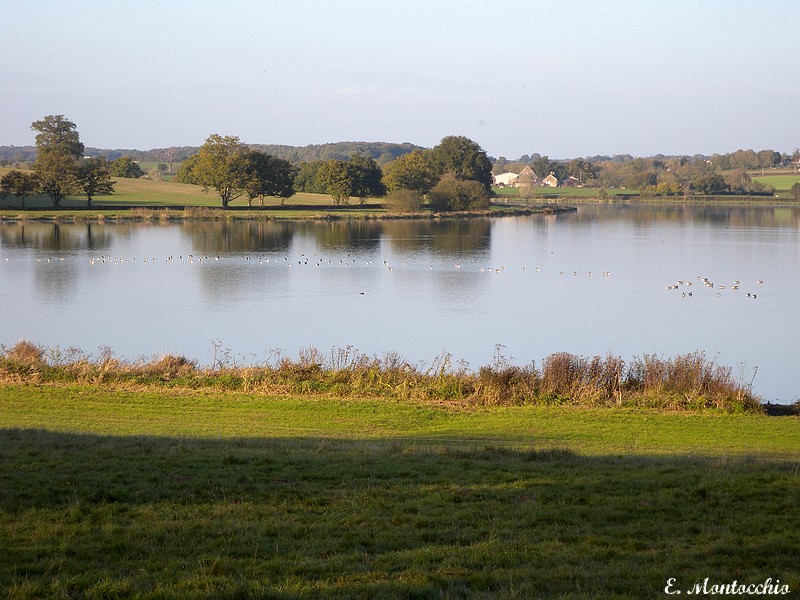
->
[76,253,600,275]
[11,253,766,301]
[665,276,764,299]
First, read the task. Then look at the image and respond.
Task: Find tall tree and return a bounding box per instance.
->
[76,157,115,206]
[0,170,39,208]
[566,159,597,184]
[174,154,200,184]
[109,156,145,179]
[429,136,493,190]
[241,151,297,206]
[319,160,353,204]
[31,115,84,207]
[348,155,385,203]
[294,161,328,194]
[192,134,247,208]
[381,150,439,193]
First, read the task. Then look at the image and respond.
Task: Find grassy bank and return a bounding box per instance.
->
[0,342,765,413]
[1,383,798,599]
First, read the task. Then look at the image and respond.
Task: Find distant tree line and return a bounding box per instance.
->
[0,141,424,169]
[493,150,800,196]
[2,115,797,208]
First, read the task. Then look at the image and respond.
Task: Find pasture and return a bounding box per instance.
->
[751,172,800,196]
[1,384,798,599]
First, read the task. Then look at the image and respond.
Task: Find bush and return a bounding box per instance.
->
[428,174,491,212]
[385,189,423,214]
[0,340,46,370]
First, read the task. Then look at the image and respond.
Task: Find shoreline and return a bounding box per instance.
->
[0,203,577,223]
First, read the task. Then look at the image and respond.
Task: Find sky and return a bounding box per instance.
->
[2,0,799,159]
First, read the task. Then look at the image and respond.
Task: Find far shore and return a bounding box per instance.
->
[0,202,579,223]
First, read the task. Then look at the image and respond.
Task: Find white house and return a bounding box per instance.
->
[493,172,519,187]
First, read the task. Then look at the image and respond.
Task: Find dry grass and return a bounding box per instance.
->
[0,341,766,413]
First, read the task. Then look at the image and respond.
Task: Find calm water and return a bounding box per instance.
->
[1,205,799,403]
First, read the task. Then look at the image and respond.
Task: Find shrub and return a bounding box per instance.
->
[385,189,423,214]
[427,174,491,212]
[0,341,47,378]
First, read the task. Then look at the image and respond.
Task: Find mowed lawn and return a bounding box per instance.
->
[1,384,798,599]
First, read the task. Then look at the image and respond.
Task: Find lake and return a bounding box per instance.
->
[1,204,798,403]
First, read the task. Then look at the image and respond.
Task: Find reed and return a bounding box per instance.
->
[0,341,767,412]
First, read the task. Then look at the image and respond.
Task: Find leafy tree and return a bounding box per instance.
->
[31,115,84,207]
[348,155,385,202]
[791,182,800,201]
[756,149,781,170]
[319,160,353,204]
[241,151,297,206]
[0,170,39,208]
[109,156,144,178]
[640,182,683,197]
[429,136,493,190]
[315,157,386,204]
[382,150,439,193]
[566,159,597,184]
[174,154,200,184]
[428,173,491,212]
[691,172,727,195]
[531,155,570,183]
[724,169,755,195]
[293,161,326,194]
[31,115,84,158]
[76,157,115,206]
[192,134,248,208]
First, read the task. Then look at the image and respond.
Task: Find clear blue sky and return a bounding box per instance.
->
[2,0,798,159]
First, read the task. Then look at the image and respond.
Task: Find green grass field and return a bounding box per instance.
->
[751,173,800,196]
[493,186,638,199]
[1,384,798,599]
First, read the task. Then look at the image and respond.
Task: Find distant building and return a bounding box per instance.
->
[493,172,519,187]
[516,165,540,187]
[542,172,559,187]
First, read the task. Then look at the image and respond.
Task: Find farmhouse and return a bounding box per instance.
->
[516,165,540,187]
[542,172,559,187]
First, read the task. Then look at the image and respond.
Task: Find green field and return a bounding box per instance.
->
[493,186,638,199]
[1,383,798,599]
[0,168,398,220]
[752,172,800,196]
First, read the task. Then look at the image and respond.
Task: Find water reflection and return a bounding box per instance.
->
[182,221,294,254]
[0,222,113,252]
[565,203,800,228]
